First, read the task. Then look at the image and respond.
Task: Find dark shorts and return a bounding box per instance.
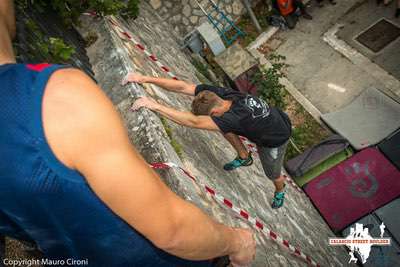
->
[257,141,289,180]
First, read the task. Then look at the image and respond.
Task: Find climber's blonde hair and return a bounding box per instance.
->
[191,91,223,116]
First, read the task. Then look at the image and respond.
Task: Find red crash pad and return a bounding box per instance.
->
[304,148,400,232]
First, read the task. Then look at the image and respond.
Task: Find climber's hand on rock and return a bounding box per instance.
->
[131,97,159,111]
[122,73,148,85]
[229,228,256,267]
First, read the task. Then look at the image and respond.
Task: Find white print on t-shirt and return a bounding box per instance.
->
[270,148,278,160]
[244,95,270,119]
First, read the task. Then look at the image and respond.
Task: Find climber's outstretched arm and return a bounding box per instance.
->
[132,96,220,131]
[123,73,196,96]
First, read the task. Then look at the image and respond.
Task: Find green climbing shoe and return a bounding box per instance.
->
[223,152,253,171]
[271,190,286,209]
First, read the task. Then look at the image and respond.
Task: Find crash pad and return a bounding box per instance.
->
[285,134,352,187]
[292,147,353,187]
[378,129,400,170]
[374,198,400,245]
[285,134,350,177]
[321,88,400,150]
[304,148,400,231]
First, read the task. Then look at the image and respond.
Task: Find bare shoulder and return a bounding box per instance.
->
[43,68,125,170]
[44,68,116,130]
[46,68,107,103]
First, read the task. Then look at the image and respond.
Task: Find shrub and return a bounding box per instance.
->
[192,57,212,83]
[23,0,140,25]
[49,37,76,62]
[252,53,288,109]
[25,19,75,62]
[121,0,140,19]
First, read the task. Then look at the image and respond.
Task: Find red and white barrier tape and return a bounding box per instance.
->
[284,176,302,193]
[106,16,179,80]
[282,175,301,192]
[82,11,98,17]
[239,136,258,154]
[150,162,320,267]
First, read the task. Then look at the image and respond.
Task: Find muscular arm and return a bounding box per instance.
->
[123,73,196,96]
[42,69,253,261]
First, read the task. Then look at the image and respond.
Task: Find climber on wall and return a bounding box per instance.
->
[0,1,255,266]
[123,73,292,209]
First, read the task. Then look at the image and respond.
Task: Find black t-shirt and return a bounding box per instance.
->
[195,84,292,148]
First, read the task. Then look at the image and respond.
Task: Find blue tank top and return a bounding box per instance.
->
[0,63,211,267]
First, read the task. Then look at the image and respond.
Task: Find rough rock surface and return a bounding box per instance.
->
[79,2,351,266]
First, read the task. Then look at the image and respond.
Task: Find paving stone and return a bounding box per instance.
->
[199,16,208,25]
[190,15,199,24]
[232,1,244,15]
[225,5,232,14]
[190,0,197,8]
[160,7,168,15]
[193,8,204,16]
[172,14,182,23]
[182,17,190,26]
[149,0,162,10]
[165,1,173,8]
[183,4,192,17]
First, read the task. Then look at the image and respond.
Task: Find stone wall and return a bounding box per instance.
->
[79,2,352,266]
[148,0,249,37]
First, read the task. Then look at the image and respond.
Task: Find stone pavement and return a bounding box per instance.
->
[335,0,400,90]
[261,0,400,114]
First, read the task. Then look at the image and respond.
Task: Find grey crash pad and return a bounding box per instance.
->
[285,134,350,178]
[378,129,400,170]
[321,88,400,150]
[374,198,400,244]
[342,214,400,267]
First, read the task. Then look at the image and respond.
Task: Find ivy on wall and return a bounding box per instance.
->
[22,0,140,25]
[16,0,140,64]
[23,18,76,62]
